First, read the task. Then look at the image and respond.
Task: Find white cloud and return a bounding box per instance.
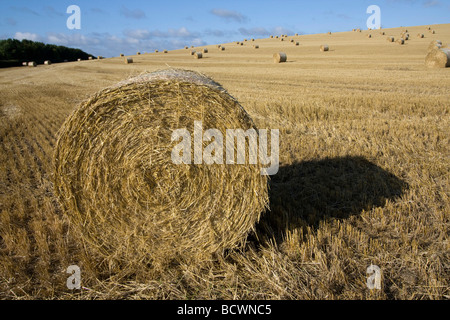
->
[210,9,249,23]
[14,32,41,41]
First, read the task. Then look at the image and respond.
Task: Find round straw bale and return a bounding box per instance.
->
[380,31,385,35]
[320,44,329,51]
[417,33,424,38]
[295,42,299,46]
[367,34,372,38]
[275,36,279,39]
[425,48,450,68]
[431,30,435,34]
[251,38,255,41]
[328,32,332,35]
[88,56,93,60]
[22,62,27,66]
[190,50,196,55]
[236,41,240,45]
[217,44,221,48]
[290,39,294,43]
[44,60,52,65]
[120,53,124,57]
[28,61,36,67]
[273,52,287,63]
[125,57,133,64]
[352,29,356,31]
[280,38,284,41]
[185,46,188,49]
[428,40,442,51]
[270,35,273,38]
[220,46,225,51]
[137,52,141,55]
[53,68,269,266]
[77,58,81,61]
[387,36,395,42]
[203,48,208,53]
[240,42,244,46]
[163,50,168,53]
[397,38,405,45]
[194,52,202,59]
[295,33,298,36]
[253,45,259,49]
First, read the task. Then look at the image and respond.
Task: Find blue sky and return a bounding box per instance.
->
[0,0,449,57]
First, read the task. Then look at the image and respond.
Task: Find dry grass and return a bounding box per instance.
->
[0,23,449,300]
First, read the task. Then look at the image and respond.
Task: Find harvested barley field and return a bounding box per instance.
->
[0,24,449,300]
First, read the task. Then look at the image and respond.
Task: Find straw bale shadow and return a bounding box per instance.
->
[252,156,408,245]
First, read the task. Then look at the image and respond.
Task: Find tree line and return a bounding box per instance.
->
[0,38,94,68]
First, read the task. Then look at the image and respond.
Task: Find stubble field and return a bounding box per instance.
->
[0,24,449,299]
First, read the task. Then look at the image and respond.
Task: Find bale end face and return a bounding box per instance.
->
[53,68,269,267]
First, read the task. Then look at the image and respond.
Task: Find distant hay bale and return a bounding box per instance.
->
[163,50,168,53]
[77,58,81,61]
[417,33,424,38]
[220,46,225,51]
[137,52,141,55]
[356,29,361,32]
[273,52,287,63]
[427,26,431,30]
[217,45,222,48]
[120,53,124,57]
[203,48,208,53]
[253,45,259,49]
[244,39,247,41]
[88,56,93,60]
[251,39,255,41]
[185,46,188,49]
[190,50,196,55]
[280,38,284,41]
[53,68,269,266]
[431,30,436,34]
[367,34,372,38]
[44,60,52,65]
[295,33,298,36]
[295,42,299,46]
[352,29,356,31]
[387,36,395,42]
[380,31,385,35]
[236,41,240,45]
[155,50,159,53]
[328,32,332,35]
[28,61,36,67]
[270,35,273,38]
[97,56,104,60]
[428,40,443,51]
[191,46,194,48]
[22,62,27,66]
[240,42,244,46]
[125,57,133,64]
[290,39,294,43]
[194,52,202,59]
[275,36,279,39]
[397,38,405,45]
[320,44,329,52]
[425,48,450,68]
